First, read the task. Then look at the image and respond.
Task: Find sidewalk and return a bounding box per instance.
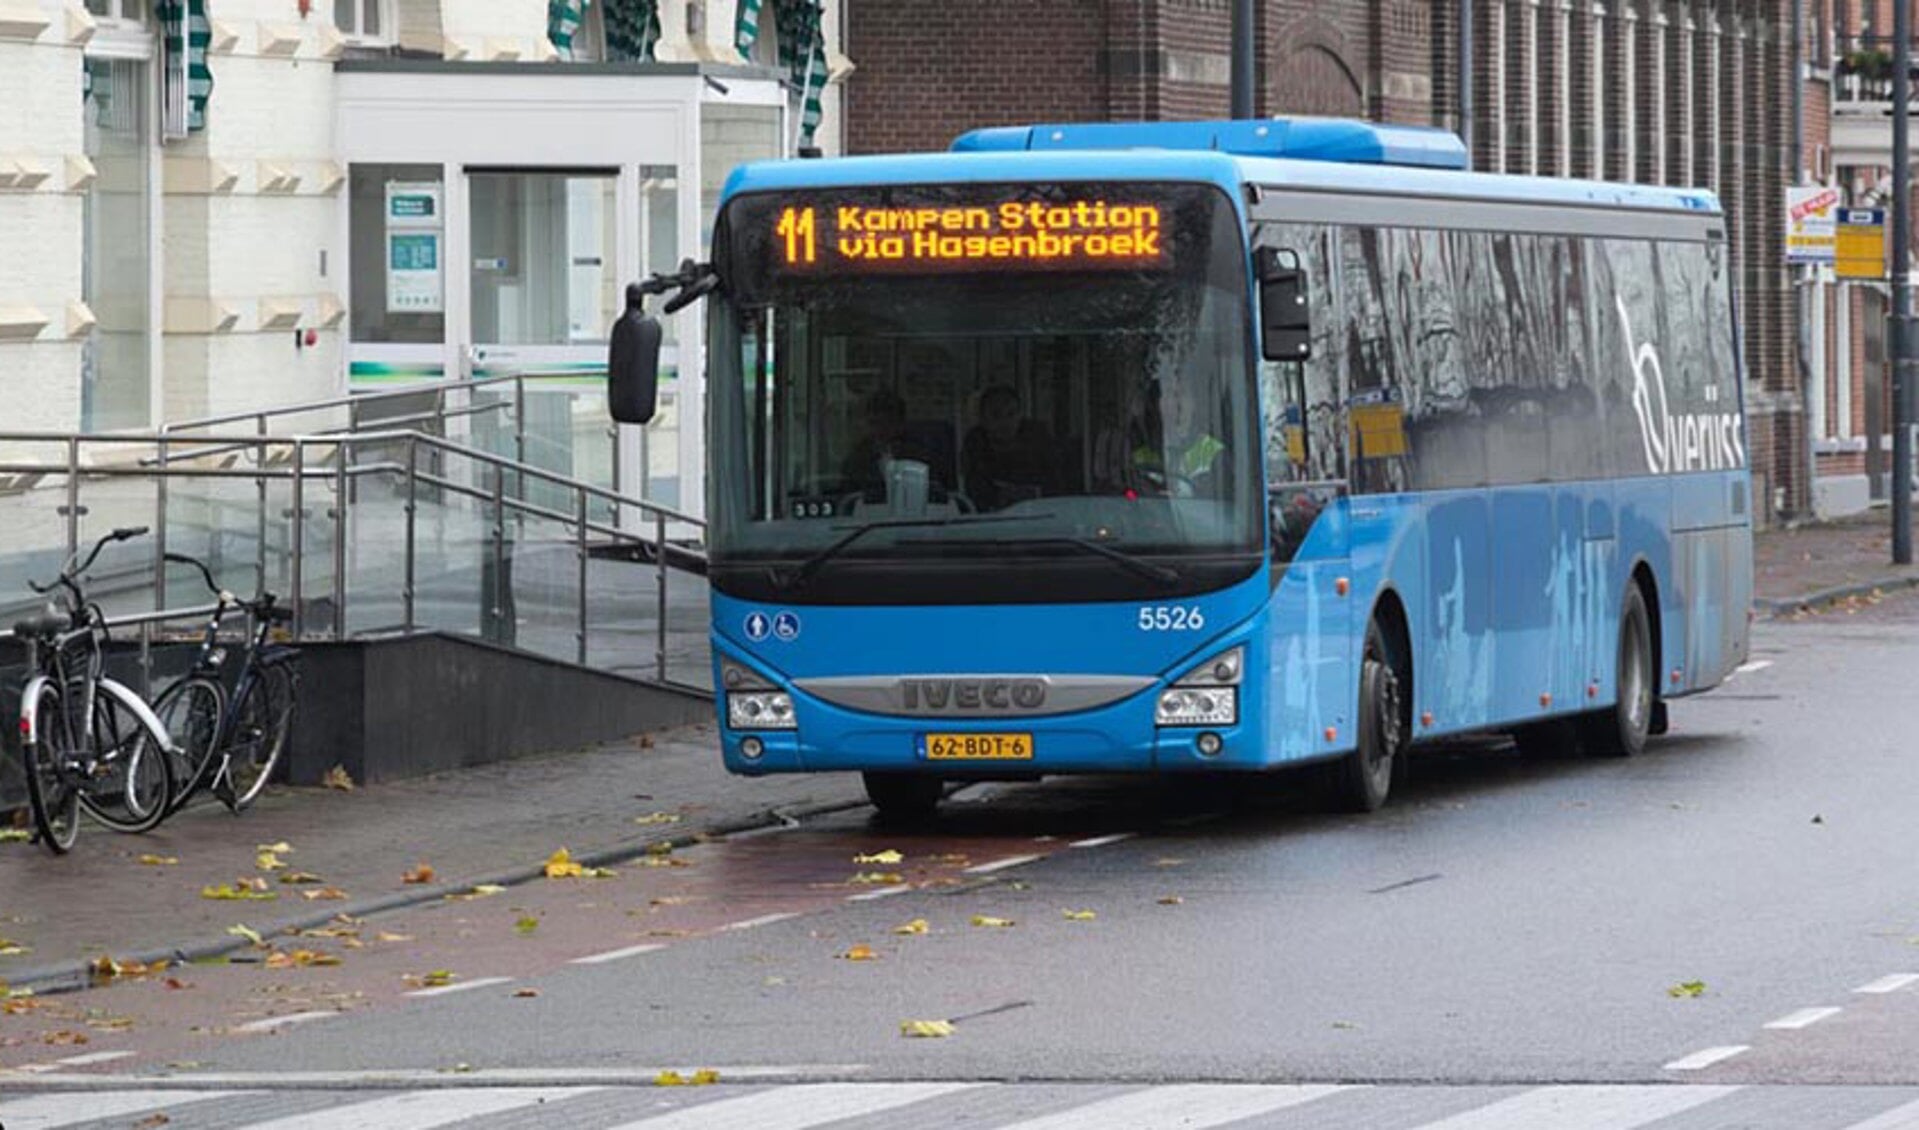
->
[0,723,868,994]
[1753,508,1919,613]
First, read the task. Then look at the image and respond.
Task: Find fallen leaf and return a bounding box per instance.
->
[0,828,30,843]
[544,848,585,879]
[1667,980,1707,999]
[136,1115,171,1128]
[892,918,930,935]
[633,812,681,825]
[1331,1020,1359,1030]
[227,924,265,947]
[402,863,436,885]
[405,969,457,988]
[853,849,904,865]
[655,1070,688,1086]
[515,916,540,935]
[255,842,293,854]
[202,883,277,902]
[301,887,349,901]
[42,1029,89,1046]
[265,949,341,969]
[163,977,192,990]
[255,851,288,871]
[840,944,879,961]
[322,766,355,791]
[900,1019,955,1038]
[89,955,164,983]
[1061,909,1097,921]
[1153,858,1187,868]
[279,871,323,885]
[137,854,178,866]
[470,884,508,896]
[637,856,691,869]
[849,871,904,885]
[237,876,271,893]
[970,915,1016,928]
[513,987,540,998]
[0,939,29,957]
[87,1016,135,1031]
[1157,896,1184,906]
[375,931,414,943]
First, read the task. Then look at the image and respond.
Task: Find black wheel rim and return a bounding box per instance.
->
[1621,610,1651,740]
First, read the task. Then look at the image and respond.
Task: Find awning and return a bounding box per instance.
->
[735,0,826,148]
[154,0,212,132]
[549,0,659,61]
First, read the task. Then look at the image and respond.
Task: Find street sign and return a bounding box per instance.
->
[1787,185,1840,264]
[1836,207,1887,280]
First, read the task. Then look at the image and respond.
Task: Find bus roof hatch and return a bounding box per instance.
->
[951,118,1470,171]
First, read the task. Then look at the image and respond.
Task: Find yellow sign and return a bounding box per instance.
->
[1836,208,1886,280]
[773,201,1165,272]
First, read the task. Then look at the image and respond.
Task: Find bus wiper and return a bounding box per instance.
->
[913,535,1182,586]
[772,513,1052,591]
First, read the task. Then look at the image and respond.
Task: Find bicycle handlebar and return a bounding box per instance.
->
[26,527,150,601]
[163,552,221,598]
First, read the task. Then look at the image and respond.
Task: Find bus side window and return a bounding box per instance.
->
[1254,224,1340,488]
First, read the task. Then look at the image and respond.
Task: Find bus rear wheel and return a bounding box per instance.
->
[1322,620,1406,813]
[1582,583,1654,758]
[862,771,943,823]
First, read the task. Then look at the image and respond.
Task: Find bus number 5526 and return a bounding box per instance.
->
[1138,605,1204,631]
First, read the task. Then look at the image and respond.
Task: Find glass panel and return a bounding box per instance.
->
[159,440,273,609]
[83,58,152,432]
[411,447,489,640]
[469,172,618,346]
[0,441,76,630]
[506,509,582,663]
[343,459,409,636]
[335,0,355,33]
[362,0,380,37]
[349,164,446,344]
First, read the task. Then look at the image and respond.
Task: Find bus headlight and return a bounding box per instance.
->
[1156,646,1243,726]
[728,691,797,730]
[1156,686,1236,726]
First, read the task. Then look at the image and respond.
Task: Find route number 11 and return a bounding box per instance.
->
[777,207,817,265]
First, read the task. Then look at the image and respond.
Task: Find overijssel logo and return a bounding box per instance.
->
[1615,295,1745,475]
[900,678,1047,711]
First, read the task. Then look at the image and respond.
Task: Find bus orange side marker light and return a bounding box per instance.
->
[1420,712,1433,728]
[1323,727,1337,742]
[1335,577,1350,596]
[1670,669,1682,685]
[1538,693,1551,708]
[1586,683,1598,699]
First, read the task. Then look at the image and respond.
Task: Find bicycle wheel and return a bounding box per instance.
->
[153,676,225,814]
[21,682,81,854]
[225,663,294,811]
[75,683,176,833]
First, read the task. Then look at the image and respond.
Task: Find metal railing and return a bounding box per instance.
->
[0,429,709,691]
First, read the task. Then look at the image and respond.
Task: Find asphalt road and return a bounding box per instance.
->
[6,602,1919,1127]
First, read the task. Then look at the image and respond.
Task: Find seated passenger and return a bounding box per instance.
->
[962,385,1059,510]
[841,389,942,502]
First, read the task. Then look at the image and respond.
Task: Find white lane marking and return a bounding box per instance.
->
[51,1050,137,1067]
[846,884,913,902]
[1734,659,1773,674]
[5,1065,867,1088]
[405,975,514,998]
[1855,973,1919,994]
[602,1081,978,1130]
[721,911,800,931]
[571,942,666,965]
[995,1084,1350,1130]
[1408,1084,1742,1127]
[239,1086,594,1130]
[0,1090,243,1129]
[1840,1096,1919,1129]
[1662,1046,1750,1072]
[1764,1006,1843,1030]
[1070,833,1135,848]
[963,853,1042,874]
[234,1010,340,1033]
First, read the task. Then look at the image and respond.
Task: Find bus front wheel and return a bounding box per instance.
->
[863,771,943,823]
[1323,620,1407,813]
[1582,583,1654,758]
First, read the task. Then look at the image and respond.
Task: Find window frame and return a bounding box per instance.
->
[335,0,395,46]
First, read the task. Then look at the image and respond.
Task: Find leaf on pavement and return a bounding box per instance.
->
[633,812,681,825]
[202,883,277,902]
[42,1029,89,1046]
[1667,981,1707,999]
[163,977,192,990]
[839,944,878,961]
[322,766,356,791]
[226,924,265,947]
[969,915,1015,928]
[853,849,904,865]
[404,969,457,988]
[513,987,540,998]
[135,1114,171,1128]
[279,871,324,885]
[375,931,414,943]
[266,949,340,969]
[637,856,690,869]
[653,1069,720,1086]
[849,871,904,885]
[255,842,293,854]
[900,1019,955,1038]
[137,854,178,866]
[1061,909,1097,921]
[301,887,349,901]
[0,828,29,843]
[544,848,587,878]
[471,884,508,896]
[255,851,288,872]
[0,939,29,957]
[515,916,540,935]
[1157,896,1184,905]
[89,955,164,983]
[401,863,436,884]
[892,918,930,936]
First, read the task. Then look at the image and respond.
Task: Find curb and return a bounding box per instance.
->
[1754,573,1919,617]
[1,792,872,997]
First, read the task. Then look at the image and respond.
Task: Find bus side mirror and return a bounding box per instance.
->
[1256,247,1311,362]
[608,286,663,425]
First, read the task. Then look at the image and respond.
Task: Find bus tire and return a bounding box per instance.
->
[1582,582,1654,758]
[1323,619,1406,813]
[863,771,943,823]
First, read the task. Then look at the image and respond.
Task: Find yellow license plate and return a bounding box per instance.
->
[923,733,1034,761]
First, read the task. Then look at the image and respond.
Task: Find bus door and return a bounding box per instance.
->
[1256,223,1351,760]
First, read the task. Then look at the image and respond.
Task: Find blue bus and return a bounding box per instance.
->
[610,117,1753,820]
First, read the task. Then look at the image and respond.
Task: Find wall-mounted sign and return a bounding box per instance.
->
[1785,185,1840,265]
[386,181,444,314]
[1836,207,1887,280]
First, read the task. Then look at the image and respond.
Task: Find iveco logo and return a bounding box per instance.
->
[900,678,1047,711]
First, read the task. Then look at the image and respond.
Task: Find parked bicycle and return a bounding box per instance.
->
[151,553,299,814]
[14,527,177,853]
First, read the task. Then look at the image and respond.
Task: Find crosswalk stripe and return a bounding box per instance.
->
[1403,1085,1743,1129]
[0,1089,241,1129]
[991,1084,1351,1130]
[1842,1097,1919,1129]
[602,1082,978,1129]
[236,1086,594,1130]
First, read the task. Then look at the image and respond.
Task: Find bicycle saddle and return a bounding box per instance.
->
[11,613,67,639]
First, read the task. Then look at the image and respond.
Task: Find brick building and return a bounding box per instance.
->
[844,0,1814,524]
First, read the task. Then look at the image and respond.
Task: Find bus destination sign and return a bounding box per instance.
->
[771,199,1166,274]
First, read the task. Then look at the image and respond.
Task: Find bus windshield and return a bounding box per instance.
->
[707,181,1262,605]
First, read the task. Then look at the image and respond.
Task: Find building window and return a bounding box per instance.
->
[348,164,446,344]
[82,58,153,431]
[468,171,619,346]
[335,0,390,43]
[85,0,148,24]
